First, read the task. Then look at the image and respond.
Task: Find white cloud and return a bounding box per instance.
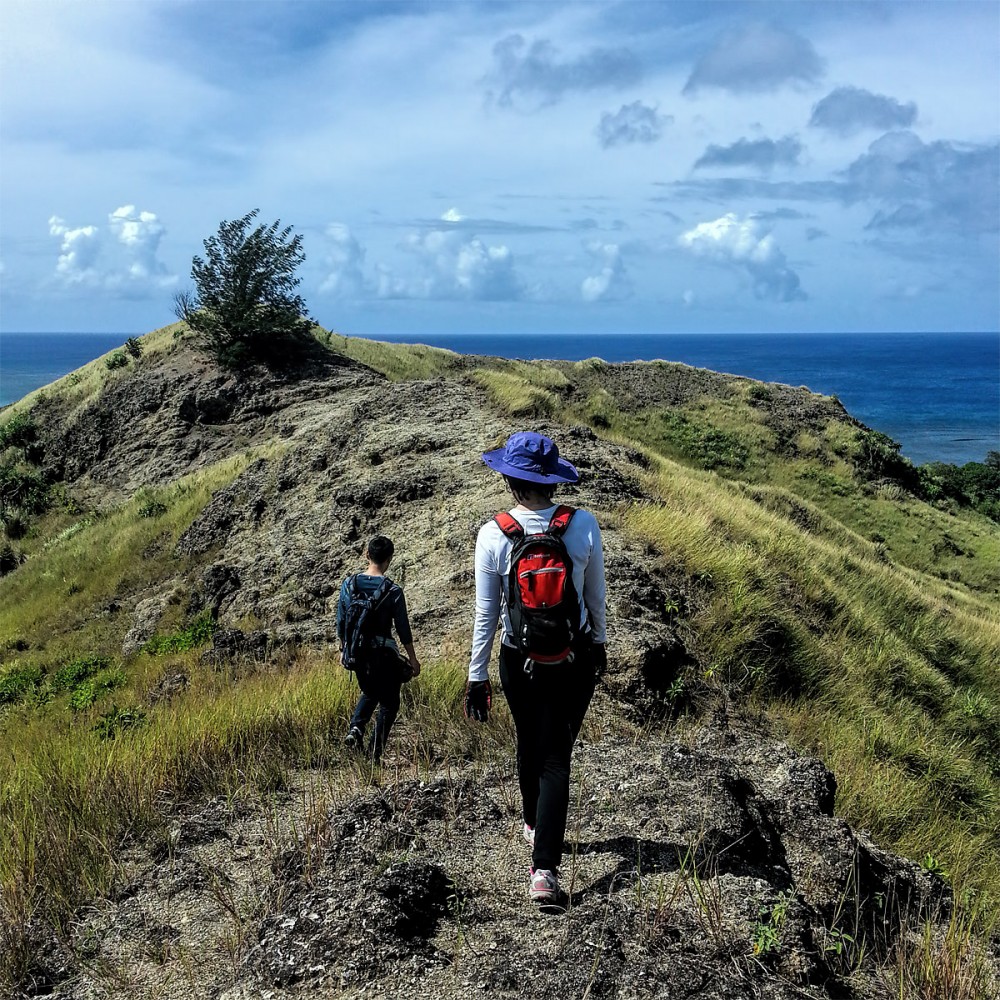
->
[378,228,524,301]
[48,206,175,291]
[109,205,171,282]
[678,213,805,302]
[441,207,465,222]
[48,216,101,284]
[319,223,366,296]
[581,242,629,302]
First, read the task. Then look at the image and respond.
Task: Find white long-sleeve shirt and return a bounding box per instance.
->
[468,504,607,682]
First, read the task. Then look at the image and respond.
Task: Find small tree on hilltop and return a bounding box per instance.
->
[174,210,313,367]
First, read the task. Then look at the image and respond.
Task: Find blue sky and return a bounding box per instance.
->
[1,0,997,336]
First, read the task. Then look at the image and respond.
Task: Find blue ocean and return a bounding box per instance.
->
[1,331,997,466]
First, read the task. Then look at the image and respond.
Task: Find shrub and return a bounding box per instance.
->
[68,667,126,710]
[173,210,313,368]
[656,412,750,471]
[0,413,37,451]
[0,464,49,515]
[144,611,215,654]
[746,384,772,404]
[51,655,108,692]
[853,428,915,485]
[2,507,29,541]
[918,456,1000,523]
[125,337,143,359]
[0,663,42,704]
[104,351,128,370]
[93,705,146,739]
[138,500,167,519]
[0,542,22,576]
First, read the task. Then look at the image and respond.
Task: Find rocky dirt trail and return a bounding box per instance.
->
[42,705,947,1000]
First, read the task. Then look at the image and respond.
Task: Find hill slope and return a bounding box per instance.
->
[1,328,997,998]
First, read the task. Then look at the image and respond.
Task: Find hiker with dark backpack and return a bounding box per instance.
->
[465,432,607,905]
[337,535,420,763]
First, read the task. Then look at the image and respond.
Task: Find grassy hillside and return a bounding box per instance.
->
[327,331,1000,900]
[1,329,997,994]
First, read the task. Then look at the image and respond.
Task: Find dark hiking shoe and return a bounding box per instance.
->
[344,726,363,750]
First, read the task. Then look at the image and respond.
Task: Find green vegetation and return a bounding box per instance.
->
[919,452,1000,522]
[0,410,51,569]
[144,611,215,655]
[627,461,1000,900]
[319,329,459,381]
[0,412,39,452]
[0,333,997,993]
[174,209,313,367]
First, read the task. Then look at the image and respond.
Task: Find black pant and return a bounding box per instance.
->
[349,665,402,761]
[499,640,596,872]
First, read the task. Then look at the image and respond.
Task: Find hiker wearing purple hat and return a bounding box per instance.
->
[466,431,607,905]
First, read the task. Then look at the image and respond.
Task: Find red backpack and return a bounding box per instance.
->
[494,505,582,667]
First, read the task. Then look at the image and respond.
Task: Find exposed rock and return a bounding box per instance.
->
[200,627,274,666]
[21,690,979,1000]
[121,588,176,656]
[148,671,189,704]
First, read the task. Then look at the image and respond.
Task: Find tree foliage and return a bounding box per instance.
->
[174,210,312,367]
[918,452,1000,522]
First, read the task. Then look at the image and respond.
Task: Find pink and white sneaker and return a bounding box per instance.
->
[523,822,535,846]
[529,867,559,904]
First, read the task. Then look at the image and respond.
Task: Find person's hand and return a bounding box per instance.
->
[465,680,492,723]
[409,657,421,678]
[591,642,607,677]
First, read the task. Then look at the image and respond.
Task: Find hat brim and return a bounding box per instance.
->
[482,448,579,484]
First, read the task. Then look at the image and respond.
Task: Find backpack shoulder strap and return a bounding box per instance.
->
[370,576,394,607]
[494,511,524,540]
[546,505,575,537]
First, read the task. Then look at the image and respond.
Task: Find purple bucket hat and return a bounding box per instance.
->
[482,431,579,485]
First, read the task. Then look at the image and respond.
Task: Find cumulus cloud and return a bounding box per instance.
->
[378,229,524,301]
[678,213,805,302]
[49,206,175,292]
[683,22,824,95]
[846,131,999,233]
[596,101,671,148]
[809,86,917,137]
[581,242,630,302]
[48,216,101,284]
[319,223,366,296]
[487,33,641,109]
[675,130,998,237]
[694,135,802,172]
[108,205,171,282]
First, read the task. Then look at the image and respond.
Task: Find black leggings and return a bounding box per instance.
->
[499,641,596,872]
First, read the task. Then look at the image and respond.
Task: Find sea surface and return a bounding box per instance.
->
[1,331,997,466]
